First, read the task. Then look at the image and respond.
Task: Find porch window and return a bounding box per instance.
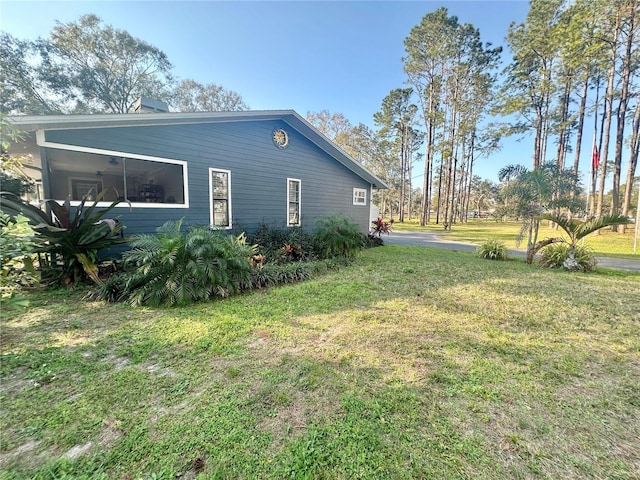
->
[46,147,186,206]
[287,178,301,227]
[210,168,231,228]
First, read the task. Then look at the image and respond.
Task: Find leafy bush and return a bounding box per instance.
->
[246,262,312,289]
[104,220,255,307]
[90,271,129,303]
[249,224,315,263]
[365,234,384,247]
[313,215,366,259]
[0,213,39,306]
[539,243,597,271]
[0,170,35,197]
[365,217,394,248]
[476,238,509,261]
[0,190,128,285]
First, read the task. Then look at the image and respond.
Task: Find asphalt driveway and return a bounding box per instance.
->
[383,230,640,273]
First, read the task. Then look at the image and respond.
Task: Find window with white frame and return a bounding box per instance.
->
[353,188,367,206]
[287,178,301,226]
[210,168,231,228]
[44,146,187,207]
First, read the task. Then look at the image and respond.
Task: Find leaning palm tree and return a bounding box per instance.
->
[499,162,582,263]
[539,213,631,271]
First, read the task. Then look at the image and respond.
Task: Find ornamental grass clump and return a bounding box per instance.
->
[476,238,509,261]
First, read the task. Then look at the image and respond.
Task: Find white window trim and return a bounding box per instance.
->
[36,133,189,208]
[209,168,232,230]
[353,187,367,206]
[287,177,301,227]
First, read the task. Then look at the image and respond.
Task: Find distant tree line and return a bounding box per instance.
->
[309,0,638,229]
[0,14,248,115]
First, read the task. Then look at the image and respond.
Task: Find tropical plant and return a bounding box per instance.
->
[476,238,509,261]
[0,189,129,285]
[249,223,316,263]
[0,213,38,306]
[115,220,255,307]
[1,114,35,195]
[312,215,365,259]
[244,257,349,291]
[280,243,305,262]
[499,162,582,263]
[370,217,394,237]
[538,213,631,271]
[538,243,597,272]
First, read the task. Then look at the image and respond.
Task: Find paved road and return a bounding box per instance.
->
[383,230,640,273]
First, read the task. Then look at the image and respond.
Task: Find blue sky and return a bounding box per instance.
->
[2,0,542,182]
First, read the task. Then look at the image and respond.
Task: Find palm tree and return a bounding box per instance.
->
[499,162,582,263]
[539,213,631,270]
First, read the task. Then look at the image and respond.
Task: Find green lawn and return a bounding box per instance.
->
[394,219,640,259]
[1,246,639,479]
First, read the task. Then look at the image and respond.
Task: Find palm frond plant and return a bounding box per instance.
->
[313,214,366,259]
[120,220,255,307]
[0,189,129,285]
[499,162,582,263]
[538,243,597,271]
[538,213,631,271]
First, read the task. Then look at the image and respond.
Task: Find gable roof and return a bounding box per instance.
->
[9,110,388,189]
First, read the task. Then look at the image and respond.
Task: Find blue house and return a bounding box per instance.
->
[8,109,387,236]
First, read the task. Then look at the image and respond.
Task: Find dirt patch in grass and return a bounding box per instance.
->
[246,330,346,452]
[0,440,41,469]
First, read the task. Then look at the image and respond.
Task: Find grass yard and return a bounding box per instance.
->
[394,219,640,260]
[1,246,639,479]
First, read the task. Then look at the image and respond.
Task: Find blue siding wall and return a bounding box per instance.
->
[44,120,372,236]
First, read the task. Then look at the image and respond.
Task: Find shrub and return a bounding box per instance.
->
[313,215,365,259]
[249,224,316,263]
[99,220,256,307]
[90,271,128,303]
[539,243,597,271]
[279,243,305,262]
[0,190,129,285]
[476,238,508,260]
[0,213,38,306]
[365,234,385,247]
[246,262,312,289]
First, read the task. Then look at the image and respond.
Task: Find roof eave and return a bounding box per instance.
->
[8,110,389,189]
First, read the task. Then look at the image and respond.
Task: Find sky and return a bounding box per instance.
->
[2,0,547,183]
